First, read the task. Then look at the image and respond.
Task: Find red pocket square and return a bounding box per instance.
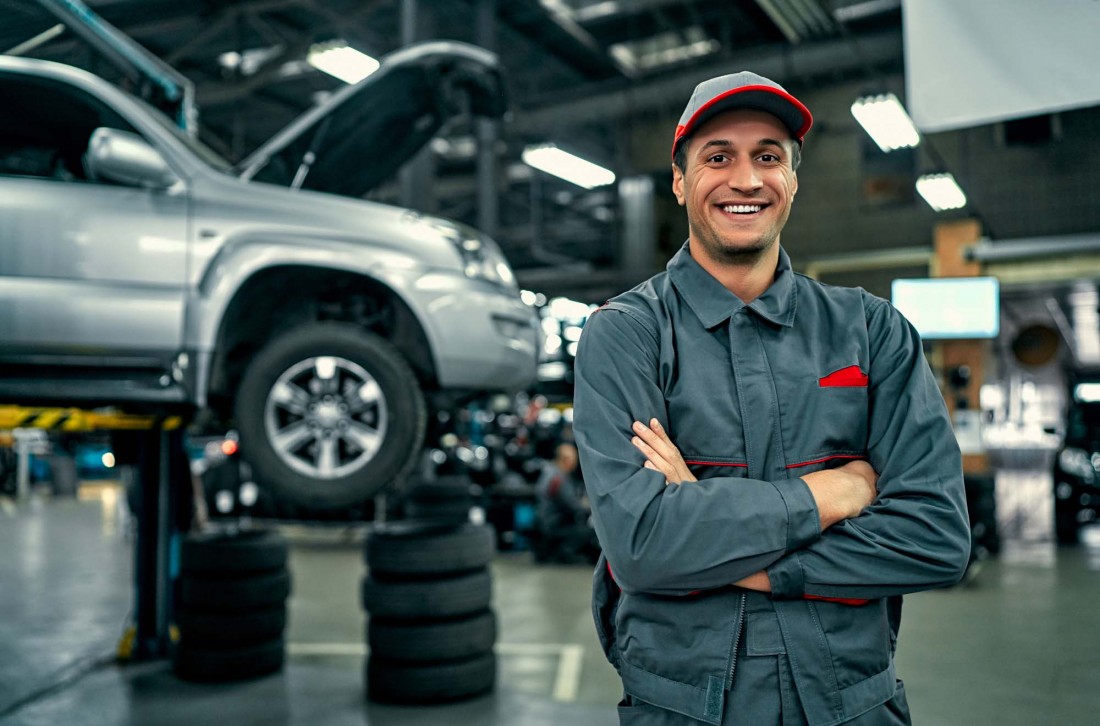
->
[818,365,868,388]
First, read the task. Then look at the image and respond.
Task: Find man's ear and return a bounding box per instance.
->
[791,170,798,198]
[672,164,686,206]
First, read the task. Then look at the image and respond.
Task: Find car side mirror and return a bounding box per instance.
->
[85,127,178,189]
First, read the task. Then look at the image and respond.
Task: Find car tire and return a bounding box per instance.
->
[368,609,496,663]
[365,520,495,576]
[181,529,288,575]
[235,324,427,511]
[366,652,496,704]
[180,570,292,611]
[174,637,285,682]
[361,569,492,620]
[177,606,287,647]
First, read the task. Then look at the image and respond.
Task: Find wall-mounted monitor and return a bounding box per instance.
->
[890,277,1000,340]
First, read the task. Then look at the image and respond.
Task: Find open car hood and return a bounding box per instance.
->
[236,41,506,197]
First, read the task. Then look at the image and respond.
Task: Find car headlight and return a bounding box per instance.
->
[454,234,517,292]
[1058,447,1095,482]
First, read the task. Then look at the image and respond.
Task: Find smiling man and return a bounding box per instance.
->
[573,72,971,725]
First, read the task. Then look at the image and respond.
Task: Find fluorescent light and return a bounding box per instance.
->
[522,144,615,189]
[916,173,967,211]
[307,41,379,84]
[1075,383,1100,403]
[851,93,920,152]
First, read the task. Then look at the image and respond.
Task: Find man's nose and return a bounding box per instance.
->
[726,159,762,192]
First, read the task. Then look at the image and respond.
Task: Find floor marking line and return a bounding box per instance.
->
[552,644,585,703]
[288,642,366,656]
[289,642,584,658]
[289,640,586,701]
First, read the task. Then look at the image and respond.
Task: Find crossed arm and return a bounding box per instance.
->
[629,417,879,593]
[573,300,970,599]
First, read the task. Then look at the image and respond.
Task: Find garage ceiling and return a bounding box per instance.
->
[0,0,978,292]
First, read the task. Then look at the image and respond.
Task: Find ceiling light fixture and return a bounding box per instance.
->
[851,93,921,152]
[916,172,967,211]
[307,41,379,84]
[522,144,616,189]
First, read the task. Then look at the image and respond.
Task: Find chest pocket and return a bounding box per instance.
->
[664,321,749,465]
[797,361,870,464]
[771,343,871,469]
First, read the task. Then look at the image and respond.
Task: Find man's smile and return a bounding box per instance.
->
[714,201,770,218]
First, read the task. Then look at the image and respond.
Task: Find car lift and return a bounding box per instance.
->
[4,1,204,660]
[1,404,193,660]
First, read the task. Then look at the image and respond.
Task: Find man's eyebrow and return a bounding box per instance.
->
[697,138,788,154]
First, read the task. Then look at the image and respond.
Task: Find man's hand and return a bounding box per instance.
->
[800,460,879,530]
[631,418,697,484]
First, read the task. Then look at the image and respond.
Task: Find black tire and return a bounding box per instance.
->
[366,521,494,575]
[181,529,287,575]
[366,652,496,704]
[404,499,472,523]
[180,570,291,611]
[361,569,491,620]
[174,637,285,682]
[369,610,496,662]
[408,475,478,502]
[177,605,287,647]
[235,324,427,511]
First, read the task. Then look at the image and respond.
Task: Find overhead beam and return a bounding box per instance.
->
[511,28,901,133]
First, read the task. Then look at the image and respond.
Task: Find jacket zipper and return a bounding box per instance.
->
[726,592,747,690]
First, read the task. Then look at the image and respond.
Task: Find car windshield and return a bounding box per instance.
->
[138,99,234,173]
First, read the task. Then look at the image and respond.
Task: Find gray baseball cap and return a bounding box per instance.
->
[672,71,813,158]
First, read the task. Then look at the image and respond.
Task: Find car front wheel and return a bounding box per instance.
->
[235,324,426,510]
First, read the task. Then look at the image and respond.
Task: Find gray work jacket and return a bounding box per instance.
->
[573,243,970,725]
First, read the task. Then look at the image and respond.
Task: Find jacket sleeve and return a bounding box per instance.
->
[766,294,971,600]
[574,305,822,596]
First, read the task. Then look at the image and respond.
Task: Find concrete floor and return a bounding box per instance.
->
[2,478,1100,725]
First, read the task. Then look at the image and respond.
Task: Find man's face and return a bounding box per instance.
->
[556,444,578,473]
[672,109,799,264]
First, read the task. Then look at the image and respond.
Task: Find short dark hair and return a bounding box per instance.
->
[672,137,801,173]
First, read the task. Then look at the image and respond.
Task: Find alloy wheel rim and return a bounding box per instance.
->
[264,356,388,479]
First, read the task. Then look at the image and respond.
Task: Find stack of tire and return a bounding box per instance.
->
[362,520,497,704]
[173,529,291,682]
[401,474,479,523]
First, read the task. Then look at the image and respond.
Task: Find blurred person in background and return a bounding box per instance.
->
[534,442,597,564]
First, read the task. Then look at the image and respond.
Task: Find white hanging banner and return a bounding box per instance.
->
[903,0,1100,133]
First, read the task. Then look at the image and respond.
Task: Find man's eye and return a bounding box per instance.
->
[707,154,728,163]
[759,153,780,162]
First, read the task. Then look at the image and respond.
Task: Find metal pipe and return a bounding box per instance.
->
[5,24,66,56]
[789,0,836,36]
[966,234,1100,263]
[35,0,197,133]
[802,245,930,279]
[783,0,826,37]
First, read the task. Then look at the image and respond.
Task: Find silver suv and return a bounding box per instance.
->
[0,42,539,510]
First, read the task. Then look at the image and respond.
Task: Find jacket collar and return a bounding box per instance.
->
[668,240,797,329]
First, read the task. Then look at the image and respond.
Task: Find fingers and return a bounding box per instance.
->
[632,434,671,473]
[632,419,697,484]
[632,419,678,460]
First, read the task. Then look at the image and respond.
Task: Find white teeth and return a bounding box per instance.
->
[722,204,762,214]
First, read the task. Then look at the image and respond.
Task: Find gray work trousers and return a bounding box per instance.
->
[615,594,912,725]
